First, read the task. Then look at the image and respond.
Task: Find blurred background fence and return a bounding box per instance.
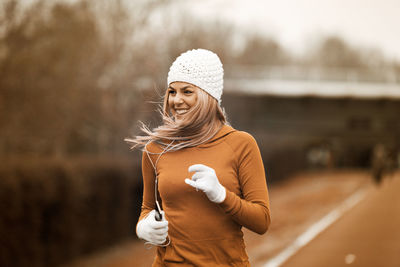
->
[1,0,400,266]
[0,156,142,267]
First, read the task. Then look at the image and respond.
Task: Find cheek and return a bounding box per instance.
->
[167,97,175,113]
[167,96,173,107]
[188,94,198,107]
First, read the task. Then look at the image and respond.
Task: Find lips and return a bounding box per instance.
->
[175,109,188,115]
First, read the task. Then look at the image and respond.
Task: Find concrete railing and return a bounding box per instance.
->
[225,65,400,84]
[225,78,400,99]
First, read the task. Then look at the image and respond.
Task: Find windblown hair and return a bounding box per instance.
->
[125,87,228,151]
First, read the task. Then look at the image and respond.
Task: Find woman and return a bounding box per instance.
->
[126,49,271,266]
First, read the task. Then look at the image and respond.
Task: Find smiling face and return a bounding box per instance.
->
[167,82,199,120]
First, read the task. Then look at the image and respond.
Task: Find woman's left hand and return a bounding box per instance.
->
[185,164,226,203]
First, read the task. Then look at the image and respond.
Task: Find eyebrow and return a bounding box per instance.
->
[168,85,192,90]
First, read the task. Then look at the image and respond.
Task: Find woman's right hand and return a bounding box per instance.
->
[136,210,169,245]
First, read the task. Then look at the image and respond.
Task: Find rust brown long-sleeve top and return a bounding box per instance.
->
[138,125,271,266]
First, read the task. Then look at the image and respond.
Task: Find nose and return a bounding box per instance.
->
[174,93,184,105]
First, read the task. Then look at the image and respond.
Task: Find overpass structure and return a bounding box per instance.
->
[221,68,400,180]
[225,79,400,99]
[224,65,400,99]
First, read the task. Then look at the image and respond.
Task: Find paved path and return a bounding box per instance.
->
[279,173,400,267]
[63,170,372,267]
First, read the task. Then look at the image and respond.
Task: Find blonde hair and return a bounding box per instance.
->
[125,87,227,151]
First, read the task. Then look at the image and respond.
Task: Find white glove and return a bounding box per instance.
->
[136,210,168,245]
[185,164,226,203]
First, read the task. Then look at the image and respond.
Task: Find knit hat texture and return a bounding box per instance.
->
[167,49,224,103]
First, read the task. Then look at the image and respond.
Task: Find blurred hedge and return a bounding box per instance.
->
[0,156,142,267]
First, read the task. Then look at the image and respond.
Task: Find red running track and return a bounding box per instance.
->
[279,172,400,267]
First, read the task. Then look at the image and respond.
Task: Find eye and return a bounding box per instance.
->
[184,90,193,95]
[168,89,176,95]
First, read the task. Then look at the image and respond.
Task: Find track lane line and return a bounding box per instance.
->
[262,188,368,267]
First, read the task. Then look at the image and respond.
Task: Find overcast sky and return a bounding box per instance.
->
[179,0,400,61]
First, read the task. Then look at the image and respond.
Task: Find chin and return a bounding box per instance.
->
[174,115,188,124]
[175,116,183,122]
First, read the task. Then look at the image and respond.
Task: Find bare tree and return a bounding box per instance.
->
[235,34,290,66]
[0,0,167,157]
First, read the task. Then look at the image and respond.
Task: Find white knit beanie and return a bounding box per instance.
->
[167,49,224,103]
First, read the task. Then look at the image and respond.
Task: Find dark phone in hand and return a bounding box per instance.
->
[155,200,162,221]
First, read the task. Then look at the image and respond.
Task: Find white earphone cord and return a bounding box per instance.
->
[143,140,175,247]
